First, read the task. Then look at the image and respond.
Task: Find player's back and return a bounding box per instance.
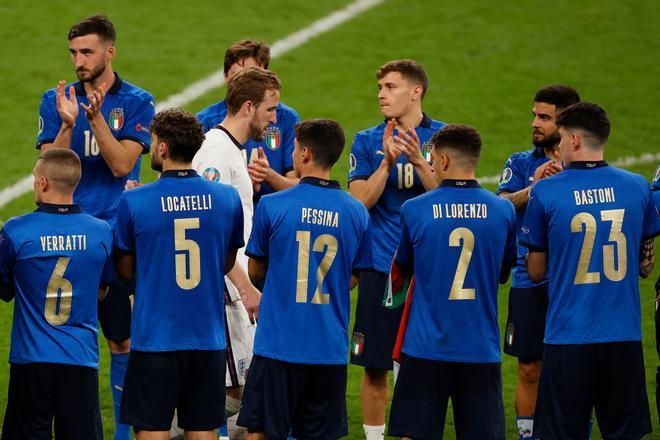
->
[1,204,113,368]
[398,180,516,363]
[114,170,244,351]
[522,162,660,344]
[248,177,371,364]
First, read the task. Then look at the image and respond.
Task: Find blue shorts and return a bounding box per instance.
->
[350,270,403,370]
[535,342,651,440]
[120,350,226,432]
[389,354,505,440]
[503,283,548,362]
[238,355,347,440]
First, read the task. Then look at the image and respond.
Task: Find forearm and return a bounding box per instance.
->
[500,188,530,211]
[640,238,655,278]
[89,118,138,177]
[410,158,437,191]
[248,258,267,286]
[226,263,255,297]
[264,170,299,191]
[525,251,547,283]
[349,160,391,209]
[43,123,74,150]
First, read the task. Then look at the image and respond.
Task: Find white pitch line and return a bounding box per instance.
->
[0,0,384,210]
[478,151,660,185]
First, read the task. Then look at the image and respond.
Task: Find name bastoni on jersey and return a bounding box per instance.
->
[573,187,616,206]
[160,194,213,212]
[301,207,339,228]
[432,203,488,219]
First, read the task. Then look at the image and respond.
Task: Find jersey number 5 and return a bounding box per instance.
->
[295,231,338,304]
[45,257,72,325]
[174,218,201,290]
[571,209,627,284]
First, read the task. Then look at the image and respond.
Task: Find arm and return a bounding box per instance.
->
[397,128,437,191]
[640,238,655,278]
[526,251,547,283]
[500,161,562,211]
[226,260,261,324]
[248,257,267,286]
[40,81,79,150]
[247,147,299,191]
[0,282,14,302]
[81,86,143,177]
[98,285,109,301]
[350,274,360,290]
[114,252,136,281]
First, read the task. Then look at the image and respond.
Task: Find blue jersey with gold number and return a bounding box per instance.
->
[396,180,516,363]
[348,115,445,274]
[197,100,300,203]
[497,147,552,288]
[0,204,113,368]
[246,177,372,364]
[113,170,244,351]
[521,162,660,344]
[37,74,155,223]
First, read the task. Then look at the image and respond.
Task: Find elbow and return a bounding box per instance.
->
[110,164,132,178]
[640,262,654,279]
[527,270,545,284]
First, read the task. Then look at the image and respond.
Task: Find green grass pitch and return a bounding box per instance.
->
[0,0,658,438]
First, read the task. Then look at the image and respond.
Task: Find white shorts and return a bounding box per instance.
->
[225,298,255,387]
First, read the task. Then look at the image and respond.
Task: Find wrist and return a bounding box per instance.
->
[60,121,74,130]
[380,158,394,171]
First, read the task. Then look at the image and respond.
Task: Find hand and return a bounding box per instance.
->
[124,180,143,190]
[56,81,78,127]
[80,83,107,121]
[397,128,424,165]
[532,161,562,184]
[239,284,262,324]
[247,147,271,184]
[382,119,404,167]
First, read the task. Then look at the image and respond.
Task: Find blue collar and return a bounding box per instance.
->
[439,179,481,188]
[161,169,198,178]
[568,160,608,170]
[36,203,82,214]
[300,176,341,189]
[75,72,123,96]
[383,113,433,129]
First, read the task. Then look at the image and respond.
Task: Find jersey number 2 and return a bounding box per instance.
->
[448,227,476,300]
[295,231,338,304]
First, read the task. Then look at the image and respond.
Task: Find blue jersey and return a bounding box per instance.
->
[37,74,155,223]
[348,114,446,273]
[396,180,516,363]
[113,170,244,351]
[497,147,551,288]
[246,177,372,364]
[197,100,300,202]
[0,204,113,368]
[521,162,660,344]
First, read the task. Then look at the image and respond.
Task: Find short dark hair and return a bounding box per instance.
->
[556,101,611,147]
[150,109,206,163]
[294,119,345,170]
[225,67,281,116]
[430,124,482,167]
[534,85,580,111]
[377,59,428,99]
[37,148,81,192]
[224,39,270,75]
[68,15,116,44]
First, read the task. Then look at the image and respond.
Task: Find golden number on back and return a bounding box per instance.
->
[45,257,73,325]
[295,231,338,304]
[448,227,476,300]
[174,218,201,290]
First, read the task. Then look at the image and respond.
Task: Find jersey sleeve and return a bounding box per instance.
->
[280,107,301,173]
[395,209,413,267]
[0,227,16,285]
[118,94,155,153]
[228,188,245,251]
[352,212,373,272]
[194,139,234,186]
[37,91,62,148]
[100,227,115,286]
[500,202,518,282]
[348,133,373,182]
[642,184,660,240]
[246,201,270,260]
[497,154,526,194]
[113,195,135,253]
[519,185,548,251]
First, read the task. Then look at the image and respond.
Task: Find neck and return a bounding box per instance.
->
[441,168,476,181]
[220,116,249,145]
[84,66,116,93]
[300,167,331,181]
[568,149,604,165]
[40,193,74,205]
[544,145,560,161]
[162,159,193,172]
[395,107,424,130]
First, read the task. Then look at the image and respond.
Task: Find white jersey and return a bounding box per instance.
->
[193,125,253,301]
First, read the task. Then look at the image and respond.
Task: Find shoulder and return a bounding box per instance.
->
[353,122,386,146]
[482,189,515,216]
[82,214,112,235]
[429,119,447,130]
[118,79,155,102]
[277,102,300,121]
[505,148,535,166]
[197,100,226,120]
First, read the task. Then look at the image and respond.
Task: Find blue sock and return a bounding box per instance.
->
[218,424,228,438]
[587,418,594,440]
[516,416,534,439]
[110,353,132,440]
[287,430,296,440]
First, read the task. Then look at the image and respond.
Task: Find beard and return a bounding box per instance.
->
[532,130,560,150]
[248,118,265,142]
[150,154,163,172]
[75,60,106,83]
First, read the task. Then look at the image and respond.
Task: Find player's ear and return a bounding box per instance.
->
[242,100,255,116]
[410,84,423,101]
[106,45,115,61]
[571,131,581,151]
[40,176,49,193]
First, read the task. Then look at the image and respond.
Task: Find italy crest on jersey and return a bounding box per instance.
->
[422,140,433,162]
[109,108,124,131]
[202,167,221,182]
[265,127,280,150]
